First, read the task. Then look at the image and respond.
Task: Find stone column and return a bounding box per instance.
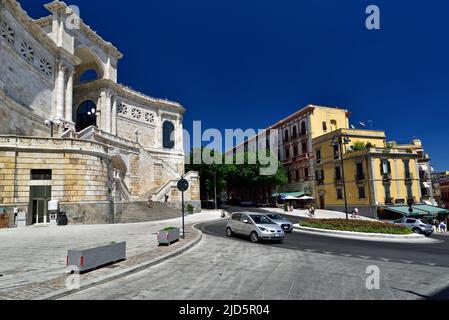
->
[65,69,74,122]
[176,117,184,151]
[103,89,113,133]
[55,62,66,120]
[111,97,117,135]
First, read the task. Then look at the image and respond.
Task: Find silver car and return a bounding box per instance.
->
[266,214,294,233]
[226,212,285,243]
[393,218,434,237]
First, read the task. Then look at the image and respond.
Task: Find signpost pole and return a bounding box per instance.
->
[182,190,185,239]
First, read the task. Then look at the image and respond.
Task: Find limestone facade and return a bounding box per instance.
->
[0,1,200,226]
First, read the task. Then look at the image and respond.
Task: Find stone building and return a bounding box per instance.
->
[0,0,200,226]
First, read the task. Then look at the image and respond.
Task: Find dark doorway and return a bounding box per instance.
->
[29,186,51,224]
[320,194,325,209]
[76,100,97,132]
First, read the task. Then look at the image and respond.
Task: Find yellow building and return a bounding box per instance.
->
[313,129,422,218]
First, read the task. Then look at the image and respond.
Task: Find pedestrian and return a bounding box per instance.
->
[310,205,316,217]
[440,221,447,234]
[164,194,169,203]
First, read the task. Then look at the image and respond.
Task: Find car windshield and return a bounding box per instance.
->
[251,215,275,225]
[267,214,282,220]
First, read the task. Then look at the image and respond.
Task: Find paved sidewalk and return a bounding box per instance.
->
[258,207,376,221]
[0,210,222,300]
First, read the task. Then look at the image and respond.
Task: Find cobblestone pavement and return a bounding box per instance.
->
[64,233,449,300]
[0,211,222,300]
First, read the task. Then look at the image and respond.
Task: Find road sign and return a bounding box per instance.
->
[177,179,189,192]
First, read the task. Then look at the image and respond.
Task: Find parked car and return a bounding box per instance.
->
[226,212,284,243]
[266,214,294,233]
[393,218,434,237]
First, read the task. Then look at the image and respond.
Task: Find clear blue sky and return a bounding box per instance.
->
[24,0,449,170]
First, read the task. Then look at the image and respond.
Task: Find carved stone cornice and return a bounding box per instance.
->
[3,0,81,65]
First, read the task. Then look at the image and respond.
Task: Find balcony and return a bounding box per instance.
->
[355,173,366,184]
[405,172,414,184]
[317,179,324,186]
[385,197,395,205]
[382,173,392,182]
[335,178,343,186]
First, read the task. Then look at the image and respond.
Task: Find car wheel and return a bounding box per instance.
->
[412,228,422,234]
[226,228,233,237]
[250,232,259,243]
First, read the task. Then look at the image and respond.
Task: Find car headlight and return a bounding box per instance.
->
[259,227,268,232]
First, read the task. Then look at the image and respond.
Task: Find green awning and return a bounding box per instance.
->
[383,206,430,217]
[414,205,449,216]
[271,191,305,198]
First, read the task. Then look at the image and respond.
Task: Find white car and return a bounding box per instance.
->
[226,212,284,243]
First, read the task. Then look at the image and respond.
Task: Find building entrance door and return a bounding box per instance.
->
[29,186,51,225]
[32,199,49,224]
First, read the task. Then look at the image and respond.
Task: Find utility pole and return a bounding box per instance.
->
[214,173,218,210]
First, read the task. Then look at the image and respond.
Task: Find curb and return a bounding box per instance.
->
[293,225,439,243]
[37,224,205,301]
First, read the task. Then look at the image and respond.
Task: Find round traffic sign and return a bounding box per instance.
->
[177,179,189,192]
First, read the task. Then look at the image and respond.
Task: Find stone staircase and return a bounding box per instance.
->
[114,201,182,224]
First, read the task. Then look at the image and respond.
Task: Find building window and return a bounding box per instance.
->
[323,122,328,132]
[335,167,342,181]
[163,121,175,149]
[356,163,364,180]
[296,170,300,181]
[293,145,298,157]
[31,169,52,181]
[292,126,298,139]
[333,145,340,160]
[337,188,343,200]
[1,22,15,45]
[316,149,322,164]
[304,167,309,180]
[359,186,366,199]
[39,58,53,77]
[285,147,290,159]
[330,120,337,132]
[316,170,325,185]
[302,143,308,155]
[404,160,411,179]
[384,184,392,203]
[284,130,289,142]
[20,42,34,63]
[301,122,307,135]
[406,183,413,200]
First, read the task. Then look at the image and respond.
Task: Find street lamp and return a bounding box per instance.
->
[213,172,218,210]
[44,118,56,138]
[332,133,352,220]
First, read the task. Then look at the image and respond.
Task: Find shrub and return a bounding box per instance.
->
[186,204,194,215]
[352,141,366,151]
[161,227,178,232]
[300,219,412,235]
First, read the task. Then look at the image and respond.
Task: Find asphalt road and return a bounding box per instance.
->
[199,209,449,268]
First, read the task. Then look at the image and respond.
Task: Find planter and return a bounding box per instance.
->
[158,227,180,246]
[66,241,126,274]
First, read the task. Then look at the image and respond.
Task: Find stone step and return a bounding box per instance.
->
[114,201,181,224]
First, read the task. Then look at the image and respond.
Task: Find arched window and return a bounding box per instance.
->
[79,69,98,83]
[75,100,97,132]
[301,122,307,135]
[292,126,298,139]
[163,121,175,149]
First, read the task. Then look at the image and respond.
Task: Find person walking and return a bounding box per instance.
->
[440,221,447,234]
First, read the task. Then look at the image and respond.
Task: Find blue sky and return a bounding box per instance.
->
[23,0,449,170]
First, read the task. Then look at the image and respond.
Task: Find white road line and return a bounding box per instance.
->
[401,260,413,264]
[379,258,391,262]
[341,254,352,257]
[359,256,371,259]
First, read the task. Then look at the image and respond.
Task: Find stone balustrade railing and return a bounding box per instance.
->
[0,136,109,154]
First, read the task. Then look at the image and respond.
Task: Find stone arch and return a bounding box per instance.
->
[75,100,97,132]
[163,121,175,149]
[74,47,105,84]
[111,154,128,179]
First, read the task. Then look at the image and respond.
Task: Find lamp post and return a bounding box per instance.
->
[214,172,218,210]
[332,133,352,220]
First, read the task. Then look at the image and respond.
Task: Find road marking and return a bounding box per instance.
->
[341,254,352,257]
[379,258,391,262]
[304,249,316,253]
[359,256,371,259]
[401,260,413,264]
[322,251,334,255]
[426,263,436,266]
